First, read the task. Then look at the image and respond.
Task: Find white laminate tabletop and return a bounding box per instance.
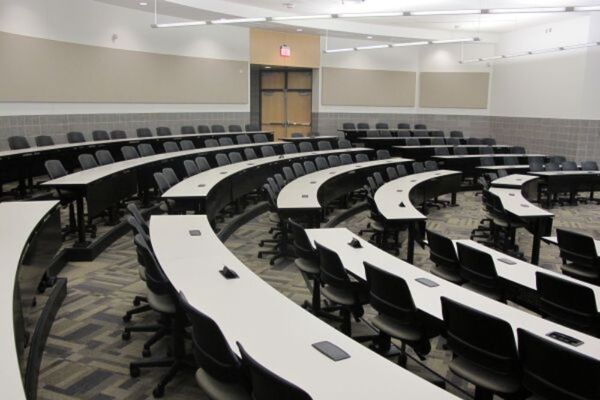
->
[277,158,411,211]
[529,171,600,177]
[489,187,553,218]
[434,153,544,160]
[374,170,461,221]
[0,200,59,400]
[283,136,339,141]
[491,174,539,188]
[163,148,368,198]
[542,236,600,255]
[394,145,509,149]
[476,165,530,171]
[454,240,600,310]
[150,215,456,400]
[306,228,600,359]
[42,142,284,187]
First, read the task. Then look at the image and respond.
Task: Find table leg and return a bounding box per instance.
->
[531,220,542,265]
[75,196,89,247]
[407,223,415,264]
[451,192,457,206]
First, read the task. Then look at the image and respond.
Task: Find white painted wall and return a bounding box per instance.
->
[0,0,250,115]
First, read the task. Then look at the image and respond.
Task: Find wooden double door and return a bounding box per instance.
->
[260,69,312,140]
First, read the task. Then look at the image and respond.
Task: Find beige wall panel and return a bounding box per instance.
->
[0,31,248,103]
[250,29,320,68]
[419,72,489,109]
[321,67,416,107]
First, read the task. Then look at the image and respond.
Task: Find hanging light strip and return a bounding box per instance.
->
[460,41,600,63]
[152,5,600,28]
[323,37,478,54]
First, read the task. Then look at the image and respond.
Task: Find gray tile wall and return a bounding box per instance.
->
[0,112,250,150]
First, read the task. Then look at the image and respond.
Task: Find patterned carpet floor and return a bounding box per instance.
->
[35,190,600,400]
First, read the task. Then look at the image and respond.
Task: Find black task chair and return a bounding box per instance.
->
[562,160,578,171]
[138,143,155,157]
[78,154,98,170]
[204,139,219,148]
[467,138,482,145]
[44,160,78,238]
[298,142,314,152]
[424,160,438,171]
[414,124,427,129]
[581,160,599,171]
[283,143,298,154]
[35,135,55,147]
[445,138,460,145]
[292,163,306,177]
[396,130,410,138]
[327,155,341,167]
[517,328,600,400]
[260,146,276,157]
[357,122,370,130]
[535,272,600,337]
[95,150,115,165]
[457,243,505,301]
[453,147,468,156]
[317,141,333,151]
[450,131,464,138]
[355,153,369,163]
[163,141,180,153]
[479,146,494,155]
[237,343,312,400]
[211,124,226,133]
[195,157,211,173]
[183,160,200,177]
[67,131,86,143]
[386,167,399,181]
[236,135,251,144]
[412,162,425,174]
[215,153,231,166]
[435,147,450,156]
[342,122,356,131]
[92,130,110,141]
[375,122,389,129]
[503,156,519,165]
[338,139,351,149]
[282,167,296,183]
[197,124,210,133]
[364,262,440,367]
[314,157,329,171]
[556,228,600,283]
[529,159,544,172]
[121,146,140,160]
[315,242,369,337]
[442,297,522,400]
[481,138,496,146]
[179,140,195,151]
[180,126,196,135]
[339,153,353,165]
[179,296,250,400]
[376,149,390,160]
[245,123,260,132]
[218,137,234,147]
[228,152,243,164]
[398,123,410,129]
[511,146,526,154]
[110,130,127,139]
[136,128,153,138]
[431,138,445,145]
[162,168,179,187]
[244,148,258,160]
[426,230,463,284]
[8,135,30,150]
[156,127,172,136]
[303,161,316,174]
[228,124,243,132]
[253,133,268,143]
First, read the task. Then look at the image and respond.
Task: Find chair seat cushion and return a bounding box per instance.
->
[449,357,520,395]
[561,264,600,282]
[371,314,423,342]
[195,368,251,400]
[294,257,319,275]
[147,290,176,314]
[462,282,504,302]
[322,284,369,307]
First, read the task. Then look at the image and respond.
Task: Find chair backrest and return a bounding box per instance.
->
[556,228,598,268]
[396,164,408,177]
[244,148,258,160]
[479,146,494,155]
[274,173,286,190]
[375,122,389,129]
[412,162,425,174]
[121,146,140,160]
[445,138,460,145]
[545,162,560,171]
[44,159,68,179]
[480,157,495,166]
[228,152,243,164]
[317,141,333,151]
[110,130,127,139]
[283,143,298,154]
[373,172,385,187]
[511,146,526,154]
[430,138,444,145]
[450,131,464,138]
[406,138,420,146]
[163,141,180,153]
[260,145,276,157]
[315,242,352,290]
[385,166,398,181]
[183,159,200,177]
[414,124,427,129]
[162,167,179,186]
[288,219,316,259]
[195,156,211,172]
[95,150,115,165]
[435,147,450,156]
[292,163,306,177]
[517,328,600,400]
[179,140,195,150]
[453,147,468,155]
[457,242,500,290]
[197,124,211,133]
[467,137,482,145]
[364,262,417,321]
[562,161,578,171]
[153,172,171,194]
[342,122,356,130]
[430,130,445,138]
[138,143,155,157]
[529,160,544,172]
[8,135,30,150]
[442,297,519,375]
[338,139,351,149]
[340,153,353,165]
[396,130,410,138]
[327,155,341,168]
[357,122,370,130]
[211,124,226,133]
[426,230,460,270]
[245,123,260,132]
[156,127,172,136]
[303,160,317,174]
[376,149,390,160]
[424,160,438,171]
[181,126,196,135]
[581,160,599,171]
[291,132,303,138]
[78,153,98,170]
[236,134,251,144]
[204,139,219,148]
[237,342,312,400]
[218,137,234,146]
[228,124,242,132]
[283,167,296,183]
[366,131,380,138]
[536,271,599,335]
[35,135,54,147]
[253,133,268,143]
[397,123,410,129]
[215,153,230,166]
[179,295,243,383]
[314,156,329,170]
[503,156,519,165]
[379,130,392,137]
[136,128,153,138]
[298,142,314,152]
[67,131,86,143]
[482,138,497,145]
[92,130,109,141]
[127,203,149,235]
[355,153,369,163]
[549,155,566,164]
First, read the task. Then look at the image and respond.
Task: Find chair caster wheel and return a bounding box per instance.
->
[122,331,131,341]
[122,314,132,322]
[130,365,140,378]
[142,348,151,358]
[153,386,165,398]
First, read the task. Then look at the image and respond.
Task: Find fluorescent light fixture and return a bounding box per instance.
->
[152,21,207,28]
[271,14,331,21]
[338,12,403,18]
[561,42,600,50]
[487,7,566,14]
[461,41,600,63]
[431,37,478,44]
[410,9,480,16]
[324,48,355,53]
[326,37,477,54]
[530,47,561,55]
[391,41,429,47]
[211,17,266,24]
[139,2,148,6]
[574,6,600,11]
[355,44,391,50]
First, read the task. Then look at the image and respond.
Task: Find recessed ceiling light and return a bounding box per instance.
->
[296,28,303,32]
[265,66,272,69]
[139,1,148,6]
[367,36,373,39]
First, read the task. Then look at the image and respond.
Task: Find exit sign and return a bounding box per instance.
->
[280,44,291,57]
